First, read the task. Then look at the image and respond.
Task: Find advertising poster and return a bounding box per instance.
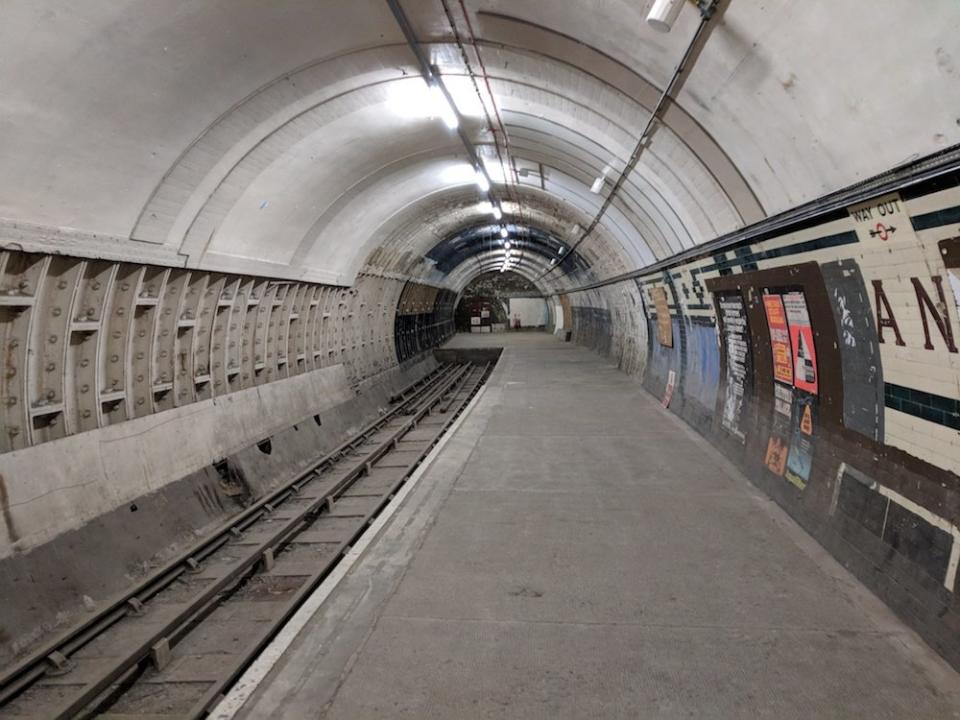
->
[785,394,816,489]
[765,436,788,476]
[717,293,752,443]
[763,295,793,385]
[764,383,793,476]
[782,292,818,395]
[650,287,673,347]
[774,382,793,418]
[662,369,676,408]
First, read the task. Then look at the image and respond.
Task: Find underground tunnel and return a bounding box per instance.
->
[1,0,960,717]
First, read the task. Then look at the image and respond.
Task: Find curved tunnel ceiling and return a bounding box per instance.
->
[425,223,587,292]
[1,0,957,294]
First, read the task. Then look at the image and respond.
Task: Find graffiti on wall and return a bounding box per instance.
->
[820,260,884,442]
[716,292,752,443]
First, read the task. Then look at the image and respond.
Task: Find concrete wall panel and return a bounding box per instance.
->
[0,362,352,557]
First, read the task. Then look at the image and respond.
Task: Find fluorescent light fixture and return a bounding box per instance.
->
[480,201,503,220]
[440,163,478,186]
[647,0,684,33]
[430,84,459,130]
[590,162,613,195]
[499,227,509,239]
[476,170,491,193]
[558,246,565,254]
[443,75,485,118]
[481,153,507,185]
[387,79,458,129]
[503,240,511,250]
[550,258,557,265]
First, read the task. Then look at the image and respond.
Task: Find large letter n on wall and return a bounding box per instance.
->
[911,276,958,353]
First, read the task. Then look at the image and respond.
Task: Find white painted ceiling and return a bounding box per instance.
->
[1,0,957,291]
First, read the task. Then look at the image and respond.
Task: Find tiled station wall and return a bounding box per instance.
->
[0,250,449,453]
[562,170,960,667]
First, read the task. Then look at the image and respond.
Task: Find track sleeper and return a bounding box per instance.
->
[261,548,276,572]
[149,638,171,671]
[44,650,74,676]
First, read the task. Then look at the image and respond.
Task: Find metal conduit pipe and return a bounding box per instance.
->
[538,0,721,282]
[384,0,500,209]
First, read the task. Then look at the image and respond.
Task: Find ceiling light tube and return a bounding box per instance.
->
[430,83,459,130]
[590,176,605,194]
[499,227,509,239]
[475,169,491,192]
[647,0,684,33]
[504,240,511,249]
[492,204,503,220]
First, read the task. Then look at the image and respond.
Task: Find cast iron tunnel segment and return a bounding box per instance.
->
[0,360,493,719]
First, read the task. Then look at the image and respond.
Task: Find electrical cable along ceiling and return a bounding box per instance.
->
[338,0,741,295]
[0,1,956,292]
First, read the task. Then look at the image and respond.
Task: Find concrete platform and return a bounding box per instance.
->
[233,333,960,719]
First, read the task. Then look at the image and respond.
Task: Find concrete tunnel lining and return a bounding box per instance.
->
[2,0,960,714]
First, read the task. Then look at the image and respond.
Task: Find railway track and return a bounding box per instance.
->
[0,360,491,719]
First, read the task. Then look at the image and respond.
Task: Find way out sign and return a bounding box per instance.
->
[848,191,920,251]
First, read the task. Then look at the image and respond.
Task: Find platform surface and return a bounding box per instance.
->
[237,332,960,719]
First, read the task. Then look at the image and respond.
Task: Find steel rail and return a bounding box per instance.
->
[69,362,479,718]
[0,363,460,709]
[437,365,478,414]
[183,362,492,718]
[388,364,448,403]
